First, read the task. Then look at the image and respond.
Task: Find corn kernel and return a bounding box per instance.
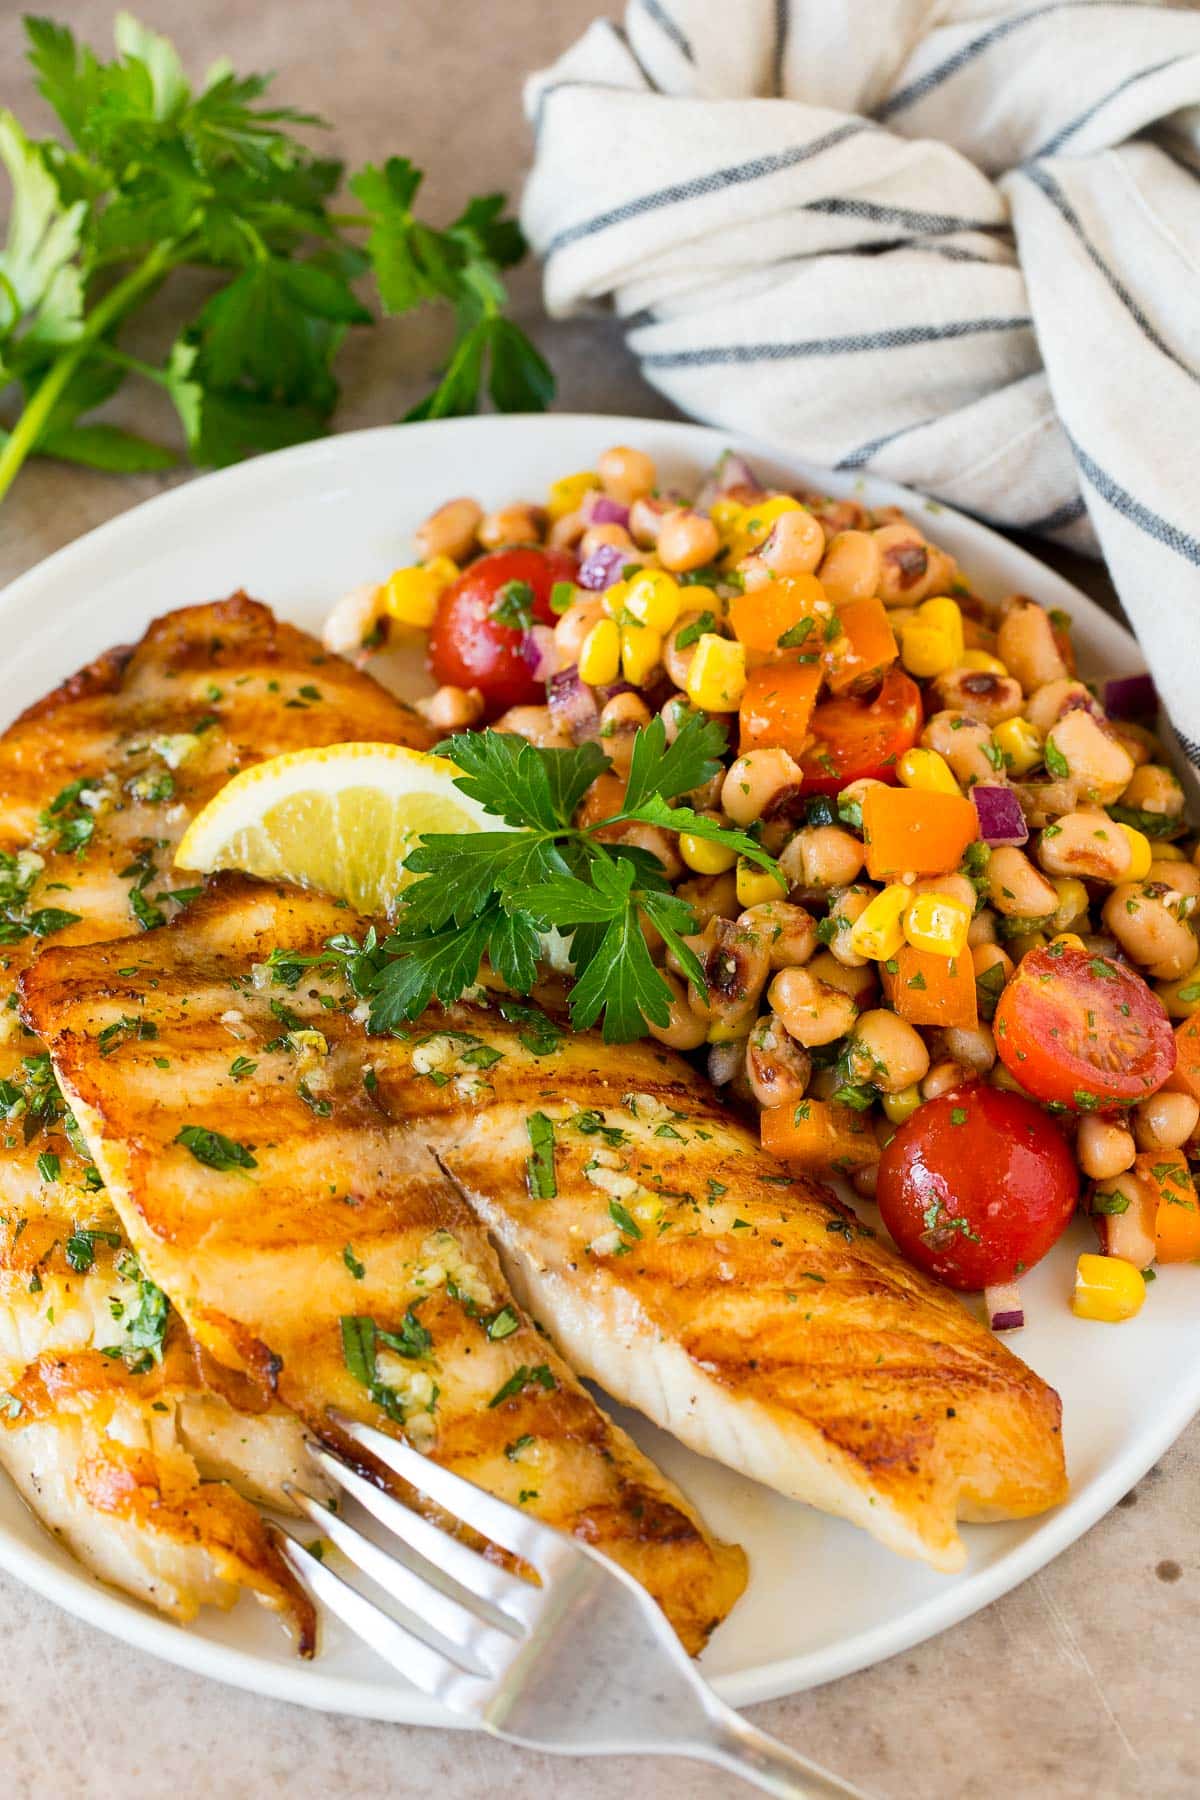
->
[381,559,457,628]
[1051,932,1087,952]
[882,1084,923,1125]
[993,716,1044,777]
[1071,1252,1146,1323]
[917,596,965,661]
[620,622,663,686]
[679,833,737,875]
[547,470,600,521]
[578,617,620,685]
[736,857,788,909]
[686,633,747,712]
[726,494,802,562]
[959,650,1008,675]
[849,882,913,962]
[900,622,957,679]
[1150,841,1187,862]
[601,578,631,619]
[622,569,681,634]
[1117,822,1153,882]
[1048,877,1090,933]
[709,497,745,543]
[903,891,972,958]
[897,747,960,796]
[707,1017,745,1044]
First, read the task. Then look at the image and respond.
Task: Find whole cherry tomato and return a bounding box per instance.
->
[428,547,577,716]
[876,1084,1079,1290]
[994,943,1175,1112]
[797,668,923,796]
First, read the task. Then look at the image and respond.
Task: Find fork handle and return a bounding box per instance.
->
[693,1700,872,1800]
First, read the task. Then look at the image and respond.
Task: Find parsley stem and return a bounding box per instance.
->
[0,239,184,507]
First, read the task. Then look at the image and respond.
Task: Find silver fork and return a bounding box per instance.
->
[277,1415,871,1798]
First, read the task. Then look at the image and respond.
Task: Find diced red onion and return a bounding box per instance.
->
[972,785,1029,847]
[546,666,599,740]
[985,1282,1024,1332]
[696,449,764,510]
[577,544,627,591]
[1104,672,1158,719]
[581,492,629,529]
[522,625,560,681]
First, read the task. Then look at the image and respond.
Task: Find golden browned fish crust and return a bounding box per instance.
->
[22,878,746,1653]
[25,875,1065,1578]
[0,597,436,1640]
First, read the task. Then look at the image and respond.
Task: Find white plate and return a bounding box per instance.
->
[0,415,1195,1726]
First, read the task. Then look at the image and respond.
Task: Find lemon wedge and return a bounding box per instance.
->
[174,742,500,917]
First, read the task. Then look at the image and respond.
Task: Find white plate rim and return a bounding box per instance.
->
[0,412,1192,1725]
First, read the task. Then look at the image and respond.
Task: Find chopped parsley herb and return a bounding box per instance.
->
[1092,1188,1131,1216]
[608,1198,641,1240]
[525,1111,557,1198]
[504,1434,534,1461]
[228,1055,257,1081]
[35,1151,59,1183]
[65,1225,122,1272]
[485,1305,520,1341]
[490,579,536,632]
[1043,737,1070,780]
[487,1363,556,1408]
[97,1014,158,1056]
[568,1108,626,1147]
[950,1106,967,1126]
[339,1315,405,1424]
[174,1124,257,1173]
[549,581,576,615]
[378,1305,433,1361]
[777,617,816,650]
[675,610,717,651]
[342,1244,365,1280]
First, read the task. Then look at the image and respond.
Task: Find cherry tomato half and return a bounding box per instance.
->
[876,1085,1079,1290]
[797,668,923,796]
[994,944,1176,1112]
[428,547,577,717]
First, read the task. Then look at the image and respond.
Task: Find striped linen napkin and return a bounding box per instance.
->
[522,0,1200,768]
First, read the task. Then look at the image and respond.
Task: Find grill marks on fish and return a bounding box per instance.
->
[0,596,435,1643]
[23,878,747,1653]
[28,876,1066,1581]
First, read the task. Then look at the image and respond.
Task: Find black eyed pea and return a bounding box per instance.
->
[478,503,544,550]
[1047,876,1090,934]
[553,594,607,661]
[708,1037,752,1094]
[322,581,384,659]
[1101,883,1198,981]
[1044,709,1135,806]
[682,917,771,1037]
[971,940,1014,984]
[920,1059,967,1101]
[931,668,1025,728]
[996,598,1069,694]
[579,521,636,559]
[986,845,1058,919]
[1149,860,1200,900]
[1036,809,1133,884]
[628,494,673,548]
[675,870,741,926]
[1132,1090,1200,1152]
[768,966,859,1048]
[846,1009,931,1094]
[872,524,944,604]
[1024,679,1098,738]
[492,705,572,749]
[646,972,708,1052]
[736,900,817,969]
[597,445,656,506]
[659,695,696,745]
[912,872,978,915]
[921,709,1002,788]
[778,824,866,892]
[620,822,684,882]
[1076,1114,1137,1181]
[851,1163,879,1200]
[1121,763,1186,818]
[598,691,653,777]
[415,496,482,563]
[747,507,825,579]
[822,883,878,968]
[658,509,721,573]
[816,529,883,605]
[418,684,485,731]
[745,1014,813,1110]
[806,948,879,1006]
[721,748,804,826]
[664,611,714,689]
[937,1023,996,1074]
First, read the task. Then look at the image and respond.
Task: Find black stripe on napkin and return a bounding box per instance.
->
[636,0,694,62]
[641,316,1033,369]
[1033,53,1196,156]
[1068,434,1200,567]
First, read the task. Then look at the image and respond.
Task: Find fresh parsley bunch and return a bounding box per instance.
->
[368,714,782,1043]
[0,13,552,505]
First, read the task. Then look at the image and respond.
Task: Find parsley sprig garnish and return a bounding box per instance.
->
[0,14,551,506]
[367,714,781,1043]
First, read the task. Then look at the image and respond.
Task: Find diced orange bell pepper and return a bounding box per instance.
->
[861,785,979,880]
[729,573,828,655]
[1165,1012,1200,1103]
[760,1096,879,1173]
[824,596,898,695]
[739,660,825,758]
[1141,1149,1200,1263]
[881,944,978,1028]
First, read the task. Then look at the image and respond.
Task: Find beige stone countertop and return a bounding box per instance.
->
[0,4,1195,1796]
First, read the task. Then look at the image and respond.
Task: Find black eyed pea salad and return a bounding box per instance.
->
[322,445,1200,1332]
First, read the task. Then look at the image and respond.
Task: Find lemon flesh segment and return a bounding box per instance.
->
[175,744,500,918]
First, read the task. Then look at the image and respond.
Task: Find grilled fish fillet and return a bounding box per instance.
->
[25,880,1066,1577]
[22,878,747,1653]
[0,595,433,1638]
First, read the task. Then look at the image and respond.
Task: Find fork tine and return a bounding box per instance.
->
[328,1412,573,1575]
[307,1442,538,1625]
[277,1529,495,1713]
[286,1484,518,1669]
